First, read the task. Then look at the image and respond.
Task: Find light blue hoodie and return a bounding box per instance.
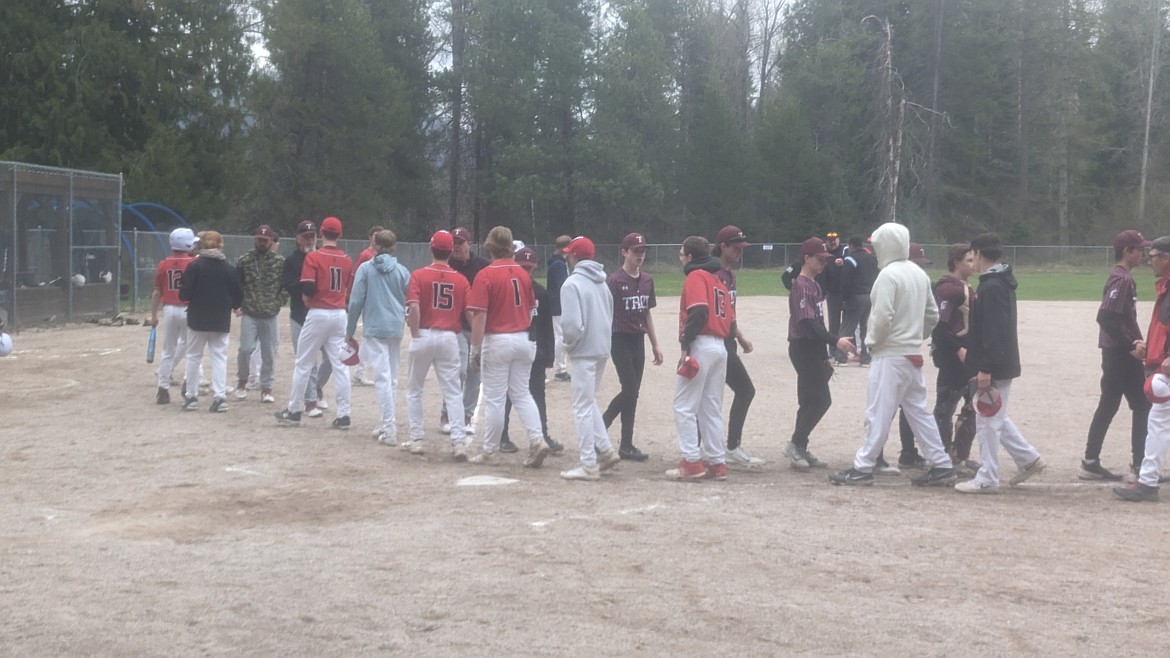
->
[347,253,410,339]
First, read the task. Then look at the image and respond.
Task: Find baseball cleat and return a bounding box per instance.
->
[665,459,707,480]
[523,440,551,468]
[829,468,874,486]
[209,398,229,413]
[498,439,520,454]
[874,457,901,476]
[560,465,600,481]
[619,446,649,462]
[181,396,199,412]
[911,467,957,487]
[727,447,765,468]
[1008,456,1046,486]
[704,462,729,480]
[954,479,997,494]
[452,445,468,462]
[1113,482,1159,502]
[331,416,351,431]
[275,409,301,425]
[545,437,565,454]
[156,387,170,405]
[598,449,622,472]
[1079,459,1123,481]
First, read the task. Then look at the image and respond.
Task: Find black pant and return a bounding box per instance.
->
[839,293,871,361]
[1084,348,1149,466]
[603,333,646,448]
[790,340,831,449]
[827,293,844,359]
[502,360,548,442]
[725,339,756,450]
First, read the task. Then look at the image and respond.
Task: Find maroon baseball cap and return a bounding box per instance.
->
[296,220,316,235]
[563,236,595,259]
[621,232,648,251]
[1115,229,1151,253]
[452,227,472,244]
[321,217,342,234]
[909,243,932,266]
[716,225,749,247]
[430,230,454,251]
[515,247,538,269]
[255,224,277,240]
[801,237,832,260]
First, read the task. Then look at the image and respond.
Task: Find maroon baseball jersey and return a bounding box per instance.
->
[935,274,972,339]
[408,264,470,332]
[155,253,195,306]
[607,269,656,335]
[716,267,737,307]
[788,274,825,341]
[1098,264,1142,349]
[301,245,354,310]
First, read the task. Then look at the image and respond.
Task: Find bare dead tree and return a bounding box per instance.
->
[749,0,785,122]
[1139,0,1163,226]
[863,15,904,224]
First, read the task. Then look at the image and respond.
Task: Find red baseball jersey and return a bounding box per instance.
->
[356,247,376,269]
[154,253,195,306]
[678,269,734,339]
[408,264,470,332]
[300,246,354,310]
[467,260,536,334]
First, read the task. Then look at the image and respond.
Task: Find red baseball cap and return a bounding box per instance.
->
[909,243,932,266]
[563,236,595,259]
[1115,229,1151,253]
[621,232,648,251]
[801,237,832,260]
[430,230,454,251]
[321,217,342,234]
[515,247,538,269]
[716,225,749,247]
[296,220,316,235]
[255,224,277,240]
[451,227,472,244]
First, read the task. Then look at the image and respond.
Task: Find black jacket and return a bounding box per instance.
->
[966,264,1021,380]
[284,248,310,325]
[546,254,568,316]
[840,249,878,297]
[530,281,554,368]
[180,250,243,333]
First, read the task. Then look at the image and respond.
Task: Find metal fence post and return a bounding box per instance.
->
[131,228,139,313]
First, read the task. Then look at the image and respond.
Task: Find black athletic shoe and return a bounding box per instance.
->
[499,438,520,453]
[829,468,874,486]
[275,409,301,425]
[331,416,351,430]
[1079,459,1123,481]
[554,372,571,382]
[619,445,650,462]
[1114,482,1159,502]
[182,396,199,412]
[156,387,170,405]
[898,454,927,470]
[911,467,957,487]
[209,397,229,413]
[545,437,565,454]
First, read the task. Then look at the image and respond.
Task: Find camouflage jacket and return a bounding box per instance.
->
[236,248,287,318]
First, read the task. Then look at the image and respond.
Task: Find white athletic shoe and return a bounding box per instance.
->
[260,392,276,404]
[315,396,329,411]
[401,440,425,455]
[561,465,600,481]
[376,432,397,447]
[245,379,260,390]
[727,447,765,468]
[305,405,323,418]
[234,388,247,400]
[452,445,468,462]
[468,451,494,464]
[464,423,476,436]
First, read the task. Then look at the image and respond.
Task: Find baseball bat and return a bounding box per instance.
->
[146,326,156,364]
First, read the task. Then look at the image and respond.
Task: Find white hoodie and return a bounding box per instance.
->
[865,222,939,357]
[559,259,613,358]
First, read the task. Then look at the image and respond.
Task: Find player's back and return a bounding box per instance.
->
[410,264,469,332]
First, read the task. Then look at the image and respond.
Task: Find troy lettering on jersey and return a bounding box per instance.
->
[622,294,651,311]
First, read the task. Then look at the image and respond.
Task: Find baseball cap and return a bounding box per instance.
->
[1115,229,1151,253]
[825,231,839,239]
[801,237,832,260]
[621,232,648,251]
[716,225,749,247]
[563,236,595,259]
[974,386,1003,417]
[321,216,342,235]
[296,220,316,235]
[169,227,198,252]
[452,227,472,244]
[255,224,277,240]
[909,243,932,266]
[515,247,538,269]
[430,230,454,251]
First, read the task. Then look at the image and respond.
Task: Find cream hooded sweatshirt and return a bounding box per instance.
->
[864,222,939,357]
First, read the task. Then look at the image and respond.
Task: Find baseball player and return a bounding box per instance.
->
[786,237,852,470]
[234,225,286,403]
[445,227,490,435]
[713,225,763,467]
[1081,230,1151,480]
[179,230,243,412]
[602,232,664,461]
[276,216,355,429]
[150,228,198,404]
[557,236,620,481]
[405,231,471,458]
[929,243,980,470]
[1115,235,1170,501]
[283,220,331,417]
[352,225,384,386]
[955,233,1046,493]
[548,235,571,380]
[348,229,410,443]
[466,226,550,467]
[828,222,956,487]
[666,236,733,480]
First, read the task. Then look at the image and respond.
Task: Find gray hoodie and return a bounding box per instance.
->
[560,259,613,358]
[865,222,939,357]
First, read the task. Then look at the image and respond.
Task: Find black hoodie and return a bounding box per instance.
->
[966,264,1022,380]
[680,255,724,350]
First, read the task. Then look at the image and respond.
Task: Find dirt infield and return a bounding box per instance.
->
[2,297,1168,655]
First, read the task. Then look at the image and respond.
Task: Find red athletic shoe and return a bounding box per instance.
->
[704,462,728,481]
[665,459,707,480]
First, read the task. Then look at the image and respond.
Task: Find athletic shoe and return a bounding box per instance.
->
[199,379,210,389]
[209,397,229,413]
[803,449,829,469]
[440,421,453,435]
[156,387,170,405]
[665,459,707,480]
[727,447,765,468]
[784,442,810,470]
[829,468,874,486]
[260,390,275,404]
[305,403,323,418]
[545,437,565,454]
[353,374,374,386]
[499,438,520,454]
[554,371,571,382]
[234,387,247,400]
[954,479,997,494]
[464,417,476,435]
[452,445,468,462]
[245,379,260,390]
[960,459,982,473]
[524,440,551,468]
[911,467,957,487]
[1008,456,1046,486]
[704,462,729,481]
[598,449,622,472]
[874,457,901,476]
[1113,481,1159,502]
[619,446,649,461]
[376,432,397,447]
[468,451,495,464]
[275,409,301,425]
[898,454,927,470]
[402,440,425,455]
[561,465,600,481]
[182,396,199,412]
[315,391,328,410]
[1079,459,1123,481]
[331,416,351,431]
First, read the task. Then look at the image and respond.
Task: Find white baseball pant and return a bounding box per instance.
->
[1138,399,1170,487]
[480,332,543,455]
[569,356,613,469]
[357,329,375,382]
[673,335,728,465]
[407,329,466,444]
[973,379,1040,486]
[286,308,351,417]
[184,330,229,400]
[366,335,402,436]
[852,356,953,470]
[552,316,568,374]
[156,304,187,389]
